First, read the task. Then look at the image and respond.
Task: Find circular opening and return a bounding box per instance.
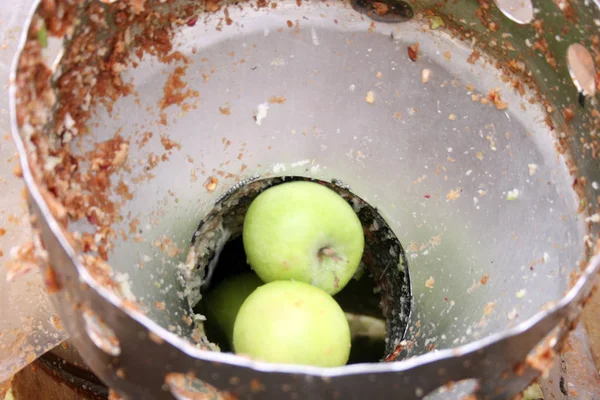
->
[186,176,412,364]
[493,0,534,24]
[567,43,597,97]
[82,309,121,357]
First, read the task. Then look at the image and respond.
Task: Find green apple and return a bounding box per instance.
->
[204,272,263,344]
[242,181,364,295]
[233,280,351,367]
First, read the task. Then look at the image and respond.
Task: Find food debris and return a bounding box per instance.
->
[543,252,550,263]
[467,50,481,64]
[443,51,451,60]
[446,187,462,201]
[516,289,527,298]
[421,69,431,83]
[160,135,181,151]
[487,89,508,110]
[425,276,435,289]
[476,152,484,160]
[37,23,48,48]
[507,189,519,201]
[50,315,63,331]
[254,103,269,125]
[448,113,456,120]
[268,96,286,104]
[480,274,489,285]
[112,142,129,168]
[407,43,419,62]
[153,236,180,258]
[159,66,199,110]
[484,302,495,316]
[486,135,497,151]
[413,175,427,184]
[376,71,382,79]
[5,241,37,282]
[205,177,218,192]
[528,163,538,176]
[206,0,221,11]
[13,163,23,178]
[219,106,231,115]
[186,16,198,27]
[372,2,389,16]
[562,106,575,123]
[137,131,153,149]
[365,91,375,104]
[290,159,310,168]
[429,16,444,30]
[272,163,286,173]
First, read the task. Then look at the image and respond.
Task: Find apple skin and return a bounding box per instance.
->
[233,280,351,367]
[242,181,364,295]
[204,272,263,345]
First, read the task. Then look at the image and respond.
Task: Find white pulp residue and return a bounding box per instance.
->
[255,102,269,125]
[272,163,286,173]
[291,159,311,168]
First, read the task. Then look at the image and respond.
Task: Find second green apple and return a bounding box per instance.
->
[204,272,263,344]
[242,181,364,295]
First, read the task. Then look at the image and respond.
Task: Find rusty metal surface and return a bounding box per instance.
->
[583,284,600,368]
[539,323,600,400]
